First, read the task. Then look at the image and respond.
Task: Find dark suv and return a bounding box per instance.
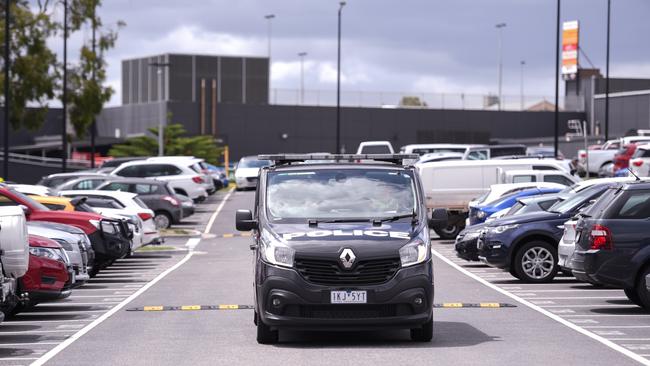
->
[572,181,650,309]
[236,154,437,344]
[477,183,611,283]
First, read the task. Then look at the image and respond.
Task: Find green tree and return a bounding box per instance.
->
[108,124,224,164]
[66,0,124,137]
[0,0,58,130]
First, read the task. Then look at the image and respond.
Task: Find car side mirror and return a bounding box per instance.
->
[19,204,31,217]
[236,209,257,231]
[428,209,448,229]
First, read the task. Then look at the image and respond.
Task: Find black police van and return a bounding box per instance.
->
[236,154,440,344]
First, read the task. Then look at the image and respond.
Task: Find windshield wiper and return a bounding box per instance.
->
[377,210,418,226]
[308,218,373,227]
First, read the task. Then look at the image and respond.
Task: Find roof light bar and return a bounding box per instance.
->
[258,154,419,166]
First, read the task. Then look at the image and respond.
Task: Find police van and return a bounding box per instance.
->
[236,154,444,344]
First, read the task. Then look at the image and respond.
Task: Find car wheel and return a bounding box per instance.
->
[625,288,643,307]
[598,162,613,178]
[256,319,279,344]
[154,211,172,229]
[509,266,521,280]
[514,241,559,283]
[634,267,650,310]
[433,224,461,240]
[410,315,433,342]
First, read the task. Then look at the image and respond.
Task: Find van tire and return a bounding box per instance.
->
[625,288,643,307]
[513,241,559,283]
[410,315,433,342]
[433,224,461,240]
[634,267,650,310]
[256,319,279,344]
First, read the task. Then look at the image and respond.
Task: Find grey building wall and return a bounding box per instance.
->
[593,90,650,136]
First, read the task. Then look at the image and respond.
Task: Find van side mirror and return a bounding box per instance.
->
[236,210,257,231]
[428,209,448,229]
[19,205,31,217]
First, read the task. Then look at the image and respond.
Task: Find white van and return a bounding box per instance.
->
[503,169,580,186]
[418,158,570,239]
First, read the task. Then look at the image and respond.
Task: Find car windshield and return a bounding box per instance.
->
[238,159,272,169]
[266,169,417,220]
[548,185,602,214]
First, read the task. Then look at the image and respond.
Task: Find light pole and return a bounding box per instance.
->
[149,61,170,156]
[604,0,611,140]
[554,0,561,158]
[62,0,68,172]
[495,22,506,111]
[336,1,345,154]
[520,60,526,110]
[90,7,96,168]
[264,14,275,58]
[3,0,10,179]
[298,52,307,105]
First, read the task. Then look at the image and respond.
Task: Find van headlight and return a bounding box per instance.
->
[399,237,429,267]
[260,230,295,268]
[490,224,519,234]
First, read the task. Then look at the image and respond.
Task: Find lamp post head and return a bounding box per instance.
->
[298,52,308,57]
[265,14,275,20]
[496,22,507,29]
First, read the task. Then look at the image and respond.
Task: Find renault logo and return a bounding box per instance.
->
[340,248,356,269]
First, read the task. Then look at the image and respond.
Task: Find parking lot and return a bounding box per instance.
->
[1,189,643,366]
[0,192,225,366]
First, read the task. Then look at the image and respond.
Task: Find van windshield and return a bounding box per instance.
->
[266,169,417,220]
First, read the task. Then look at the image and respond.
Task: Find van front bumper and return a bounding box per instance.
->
[256,260,434,331]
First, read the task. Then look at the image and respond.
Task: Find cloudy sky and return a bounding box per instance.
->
[58,0,650,106]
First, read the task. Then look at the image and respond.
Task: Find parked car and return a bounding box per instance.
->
[13,235,72,312]
[109,160,208,202]
[628,143,650,177]
[97,157,148,173]
[59,190,159,247]
[356,140,395,154]
[401,144,484,156]
[611,144,639,176]
[52,175,112,192]
[577,136,650,176]
[96,178,186,229]
[415,152,465,164]
[234,156,272,190]
[502,169,580,186]
[27,222,91,287]
[37,172,108,189]
[0,184,131,273]
[205,163,229,190]
[468,186,563,226]
[29,195,76,211]
[570,181,650,308]
[470,182,566,209]
[476,183,612,282]
[8,184,52,196]
[146,156,216,195]
[0,206,30,316]
[526,146,564,159]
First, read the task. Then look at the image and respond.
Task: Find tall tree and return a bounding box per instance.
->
[0,0,58,130]
[66,0,123,137]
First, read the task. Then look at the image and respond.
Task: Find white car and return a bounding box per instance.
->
[146,156,215,195]
[235,156,272,190]
[109,160,208,202]
[416,152,465,165]
[58,190,160,248]
[8,184,52,197]
[356,141,395,154]
[502,169,580,186]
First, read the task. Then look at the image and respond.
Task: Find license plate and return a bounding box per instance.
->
[330,290,367,304]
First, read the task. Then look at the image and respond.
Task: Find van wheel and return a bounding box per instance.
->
[433,224,461,240]
[514,241,558,283]
[410,316,433,342]
[256,319,279,344]
[634,267,650,310]
[625,288,643,307]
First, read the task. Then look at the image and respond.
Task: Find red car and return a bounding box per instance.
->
[17,235,72,309]
[0,185,132,273]
[613,144,638,172]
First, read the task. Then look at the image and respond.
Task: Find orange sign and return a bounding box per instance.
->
[562,20,579,80]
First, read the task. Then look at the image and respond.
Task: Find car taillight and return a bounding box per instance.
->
[589,224,612,250]
[192,176,204,184]
[579,152,587,158]
[632,159,643,167]
[138,212,153,221]
[163,196,180,206]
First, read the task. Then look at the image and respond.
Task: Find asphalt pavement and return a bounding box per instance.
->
[20,190,650,366]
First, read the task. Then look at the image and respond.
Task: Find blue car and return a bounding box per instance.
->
[476,183,613,283]
[205,163,230,190]
[468,187,563,226]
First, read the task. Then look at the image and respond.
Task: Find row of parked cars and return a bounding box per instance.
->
[0,156,227,323]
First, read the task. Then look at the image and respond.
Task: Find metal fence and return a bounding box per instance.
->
[270,89,585,112]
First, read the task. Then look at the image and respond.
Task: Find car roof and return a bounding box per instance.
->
[59,190,138,200]
[619,180,650,191]
[270,163,409,172]
[100,178,166,185]
[46,172,107,178]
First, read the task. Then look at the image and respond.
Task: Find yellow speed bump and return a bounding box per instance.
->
[434,303,515,309]
[127,304,254,312]
[181,305,202,311]
[143,306,164,311]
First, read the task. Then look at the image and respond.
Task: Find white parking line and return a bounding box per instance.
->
[204,188,234,234]
[0,357,39,361]
[586,326,650,329]
[31,189,235,366]
[0,330,76,335]
[432,249,650,366]
[541,304,636,308]
[522,296,627,300]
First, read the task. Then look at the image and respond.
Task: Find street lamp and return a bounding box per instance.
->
[495,23,506,111]
[336,1,345,154]
[62,0,69,172]
[604,0,611,140]
[520,60,526,110]
[3,0,10,179]
[553,0,561,158]
[298,52,307,105]
[264,14,275,59]
[149,61,170,156]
